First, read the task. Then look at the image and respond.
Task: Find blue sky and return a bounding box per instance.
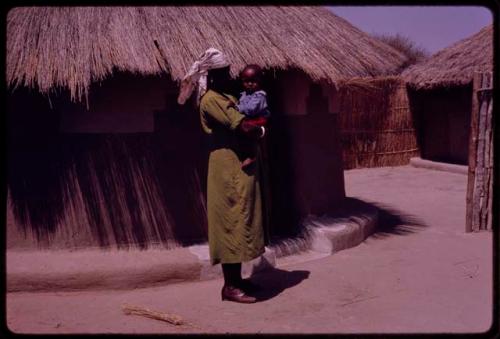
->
[327,6,493,54]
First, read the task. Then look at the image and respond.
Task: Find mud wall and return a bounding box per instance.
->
[7,70,345,249]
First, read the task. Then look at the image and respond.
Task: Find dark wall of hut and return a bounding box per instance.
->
[7,74,209,249]
[338,78,419,169]
[7,70,345,250]
[407,85,472,165]
[263,70,345,240]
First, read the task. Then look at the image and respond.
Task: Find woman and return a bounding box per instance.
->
[178,48,265,303]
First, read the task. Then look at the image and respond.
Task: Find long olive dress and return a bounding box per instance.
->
[199,89,265,265]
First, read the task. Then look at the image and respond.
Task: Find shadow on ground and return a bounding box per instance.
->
[340,197,429,239]
[268,197,429,258]
[248,268,310,302]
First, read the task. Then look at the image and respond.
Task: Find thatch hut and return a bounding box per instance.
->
[402,25,493,165]
[6,6,407,250]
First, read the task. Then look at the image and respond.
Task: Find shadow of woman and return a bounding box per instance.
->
[248,268,310,302]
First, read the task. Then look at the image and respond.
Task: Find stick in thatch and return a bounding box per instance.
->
[122,303,184,325]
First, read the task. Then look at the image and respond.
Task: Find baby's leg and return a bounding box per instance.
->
[240,139,258,169]
[241,157,256,169]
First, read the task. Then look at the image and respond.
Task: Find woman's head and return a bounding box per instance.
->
[177,48,231,105]
[240,64,263,94]
[207,66,231,93]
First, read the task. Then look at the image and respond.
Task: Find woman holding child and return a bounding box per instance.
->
[177,48,269,304]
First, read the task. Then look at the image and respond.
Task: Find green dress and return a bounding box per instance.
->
[200,89,265,265]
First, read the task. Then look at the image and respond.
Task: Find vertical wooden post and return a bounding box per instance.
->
[473,74,487,230]
[486,97,494,230]
[484,96,493,230]
[481,74,493,230]
[466,71,494,232]
[466,73,481,232]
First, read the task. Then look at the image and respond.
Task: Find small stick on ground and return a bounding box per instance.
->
[122,303,184,326]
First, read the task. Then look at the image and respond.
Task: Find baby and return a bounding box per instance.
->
[234,64,270,168]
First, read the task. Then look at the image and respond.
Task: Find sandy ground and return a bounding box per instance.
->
[5,166,494,334]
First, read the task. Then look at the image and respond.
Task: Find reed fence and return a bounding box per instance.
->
[338,77,419,169]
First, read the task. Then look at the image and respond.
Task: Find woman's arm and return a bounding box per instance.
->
[201,94,263,138]
[201,95,245,131]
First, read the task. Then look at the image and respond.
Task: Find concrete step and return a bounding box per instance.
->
[7,201,378,292]
[410,157,468,175]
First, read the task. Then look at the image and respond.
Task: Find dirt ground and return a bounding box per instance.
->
[5,166,494,334]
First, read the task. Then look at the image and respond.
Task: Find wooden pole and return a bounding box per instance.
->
[466,73,481,232]
[480,72,493,230]
[472,74,488,230]
[466,71,494,232]
[484,96,493,230]
[486,96,494,231]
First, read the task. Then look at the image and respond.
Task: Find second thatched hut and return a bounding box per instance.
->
[402,24,493,165]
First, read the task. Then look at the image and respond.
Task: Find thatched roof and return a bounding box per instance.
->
[7,6,407,102]
[402,25,493,89]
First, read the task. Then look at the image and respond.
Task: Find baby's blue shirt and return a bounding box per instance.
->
[236,90,271,117]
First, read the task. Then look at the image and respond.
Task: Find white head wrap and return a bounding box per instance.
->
[177,48,230,105]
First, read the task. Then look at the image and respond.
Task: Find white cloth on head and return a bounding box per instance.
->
[177,48,230,105]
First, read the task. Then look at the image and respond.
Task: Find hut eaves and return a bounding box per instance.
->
[7,6,407,102]
[402,24,493,89]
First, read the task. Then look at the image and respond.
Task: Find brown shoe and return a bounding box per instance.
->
[221,285,257,303]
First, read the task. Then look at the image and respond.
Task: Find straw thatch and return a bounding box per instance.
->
[7,6,407,102]
[403,25,493,89]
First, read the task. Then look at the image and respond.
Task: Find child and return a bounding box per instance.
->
[233,64,270,169]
